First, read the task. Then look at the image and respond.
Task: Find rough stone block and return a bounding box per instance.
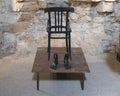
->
[91,0,101,2]
[69,0,91,2]
[69,0,101,3]
[96,1,114,12]
[1,32,17,55]
[118,0,120,2]
[0,24,13,32]
[47,0,69,7]
[114,3,120,22]
[12,0,24,11]
[20,2,39,11]
[24,0,36,1]
[69,0,91,7]
[77,0,91,1]
[17,0,25,2]
[105,0,116,1]
[13,22,30,32]
[69,0,90,6]
[16,0,36,2]
[37,0,47,9]
[13,1,39,12]
[0,22,30,33]
[69,0,79,6]
[70,13,79,22]
[17,12,34,22]
[0,31,2,46]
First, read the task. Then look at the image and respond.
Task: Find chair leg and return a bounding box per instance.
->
[48,34,51,60]
[80,73,85,90]
[66,33,68,53]
[68,34,72,60]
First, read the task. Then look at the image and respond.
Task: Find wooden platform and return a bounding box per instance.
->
[32,47,90,90]
[32,47,90,73]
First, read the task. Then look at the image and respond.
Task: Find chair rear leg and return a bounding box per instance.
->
[48,34,51,60]
[69,34,72,60]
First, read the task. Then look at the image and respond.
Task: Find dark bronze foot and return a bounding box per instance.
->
[50,53,58,70]
[64,53,71,69]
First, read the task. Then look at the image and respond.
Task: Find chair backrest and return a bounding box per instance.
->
[44,7,74,32]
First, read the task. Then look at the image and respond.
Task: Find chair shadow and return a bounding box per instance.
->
[106,53,120,74]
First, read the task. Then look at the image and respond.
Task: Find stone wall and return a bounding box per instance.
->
[0,0,120,58]
[69,1,120,55]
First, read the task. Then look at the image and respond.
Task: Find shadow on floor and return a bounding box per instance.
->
[32,73,85,80]
[106,53,120,74]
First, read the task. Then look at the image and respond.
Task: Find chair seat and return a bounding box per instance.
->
[48,30,71,33]
[50,37,68,39]
[47,26,71,33]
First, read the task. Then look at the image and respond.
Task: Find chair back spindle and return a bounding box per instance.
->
[45,7,74,33]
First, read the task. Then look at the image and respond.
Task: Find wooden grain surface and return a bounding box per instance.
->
[32,47,90,73]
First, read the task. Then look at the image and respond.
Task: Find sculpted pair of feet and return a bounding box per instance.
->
[50,53,71,70]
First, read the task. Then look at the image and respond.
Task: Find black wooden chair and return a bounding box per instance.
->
[44,7,74,60]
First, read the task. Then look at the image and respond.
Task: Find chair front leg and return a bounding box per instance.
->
[66,33,68,53]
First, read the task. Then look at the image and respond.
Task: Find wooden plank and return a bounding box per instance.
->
[32,47,90,73]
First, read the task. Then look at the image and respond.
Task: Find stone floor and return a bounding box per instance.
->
[0,52,120,96]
